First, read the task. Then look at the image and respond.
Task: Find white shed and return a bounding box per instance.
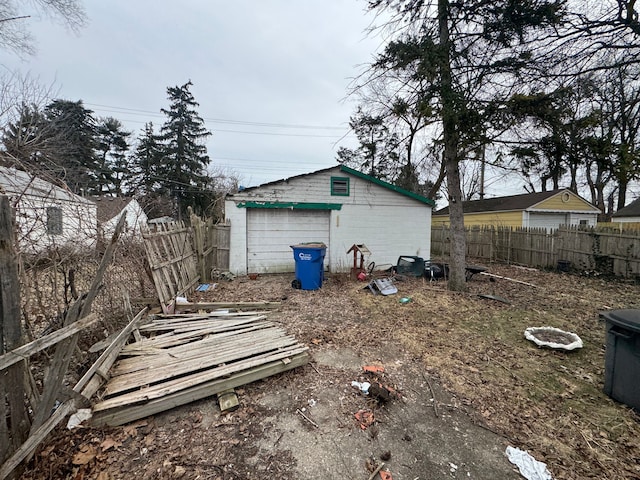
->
[93,196,148,240]
[224,165,434,275]
[0,166,97,254]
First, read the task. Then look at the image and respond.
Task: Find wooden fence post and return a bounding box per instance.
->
[0,196,29,464]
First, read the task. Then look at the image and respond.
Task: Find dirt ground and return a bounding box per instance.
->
[19,262,640,480]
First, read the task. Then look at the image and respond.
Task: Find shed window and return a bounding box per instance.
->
[579,219,588,226]
[331,177,350,196]
[47,207,63,235]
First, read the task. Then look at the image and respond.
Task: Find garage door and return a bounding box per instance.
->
[528,213,567,232]
[246,209,330,273]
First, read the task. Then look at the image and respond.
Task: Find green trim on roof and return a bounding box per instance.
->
[237,201,342,210]
[339,165,435,206]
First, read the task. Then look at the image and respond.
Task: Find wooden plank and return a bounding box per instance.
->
[0,314,99,371]
[73,308,148,393]
[95,345,309,411]
[174,301,280,311]
[91,352,309,426]
[105,333,299,394]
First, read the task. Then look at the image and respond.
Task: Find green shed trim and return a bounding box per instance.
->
[236,201,343,210]
[339,165,435,206]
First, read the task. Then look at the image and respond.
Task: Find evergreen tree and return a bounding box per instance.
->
[43,99,100,195]
[95,117,132,195]
[157,81,212,218]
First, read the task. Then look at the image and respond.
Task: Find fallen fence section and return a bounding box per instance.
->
[90,308,309,427]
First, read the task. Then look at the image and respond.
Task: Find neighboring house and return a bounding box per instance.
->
[224,165,434,275]
[93,196,148,240]
[0,166,97,253]
[432,189,600,231]
[611,198,640,223]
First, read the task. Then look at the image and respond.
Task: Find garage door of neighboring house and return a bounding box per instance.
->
[246,209,330,273]
[528,212,567,232]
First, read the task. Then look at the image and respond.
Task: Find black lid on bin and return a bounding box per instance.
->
[599,309,640,331]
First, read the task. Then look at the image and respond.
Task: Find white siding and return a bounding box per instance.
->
[247,209,330,273]
[226,167,432,275]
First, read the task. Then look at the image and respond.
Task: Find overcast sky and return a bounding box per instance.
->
[1,1,384,188]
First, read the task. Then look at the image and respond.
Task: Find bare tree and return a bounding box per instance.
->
[0,0,86,57]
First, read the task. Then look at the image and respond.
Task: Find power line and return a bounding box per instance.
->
[84,102,347,131]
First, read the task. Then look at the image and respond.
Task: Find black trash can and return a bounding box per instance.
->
[600,309,640,410]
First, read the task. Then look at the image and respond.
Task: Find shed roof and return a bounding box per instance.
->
[434,189,583,215]
[0,166,94,205]
[93,196,135,222]
[230,165,435,206]
[612,197,640,218]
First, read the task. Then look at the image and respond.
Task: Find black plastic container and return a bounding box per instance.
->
[600,309,640,410]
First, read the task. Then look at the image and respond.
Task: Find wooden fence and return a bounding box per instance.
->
[432,225,640,277]
[143,215,230,313]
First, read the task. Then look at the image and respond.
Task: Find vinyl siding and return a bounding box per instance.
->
[432,211,523,228]
[535,192,599,211]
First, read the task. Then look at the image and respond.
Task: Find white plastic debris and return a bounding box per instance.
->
[351,381,371,394]
[66,408,93,429]
[524,326,583,351]
[175,296,189,305]
[506,446,553,480]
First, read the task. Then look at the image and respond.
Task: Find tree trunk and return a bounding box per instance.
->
[0,195,30,463]
[439,0,467,291]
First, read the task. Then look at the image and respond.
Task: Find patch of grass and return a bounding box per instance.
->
[353,272,640,480]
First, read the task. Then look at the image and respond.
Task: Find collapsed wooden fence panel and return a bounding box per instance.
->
[432,224,640,277]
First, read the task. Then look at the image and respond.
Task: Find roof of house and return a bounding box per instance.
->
[0,166,94,206]
[612,197,640,217]
[92,196,135,222]
[434,189,579,215]
[231,165,435,206]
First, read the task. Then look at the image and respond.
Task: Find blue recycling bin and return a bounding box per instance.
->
[291,243,326,290]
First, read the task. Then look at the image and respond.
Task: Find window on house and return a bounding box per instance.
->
[579,219,588,226]
[47,207,63,235]
[331,177,350,196]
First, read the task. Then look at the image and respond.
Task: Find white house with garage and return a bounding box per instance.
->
[224,165,434,275]
[0,166,97,254]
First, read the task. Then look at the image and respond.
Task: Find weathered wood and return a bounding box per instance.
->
[30,212,127,433]
[94,346,309,411]
[105,333,299,395]
[73,308,148,393]
[0,314,99,371]
[217,389,239,412]
[174,301,281,311]
[91,352,309,426]
[0,195,29,462]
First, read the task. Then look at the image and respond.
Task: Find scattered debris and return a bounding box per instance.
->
[505,446,553,480]
[399,296,412,304]
[66,409,92,430]
[366,278,398,295]
[478,294,511,304]
[354,409,375,430]
[480,271,537,287]
[524,327,583,351]
[296,408,319,429]
[196,283,217,292]
[367,462,385,480]
[217,389,240,412]
[363,365,385,374]
[352,381,371,394]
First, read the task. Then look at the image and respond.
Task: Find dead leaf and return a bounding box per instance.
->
[72,445,97,465]
[96,472,111,480]
[100,437,121,452]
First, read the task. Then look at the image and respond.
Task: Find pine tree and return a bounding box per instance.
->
[95,117,132,195]
[158,80,212,218]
